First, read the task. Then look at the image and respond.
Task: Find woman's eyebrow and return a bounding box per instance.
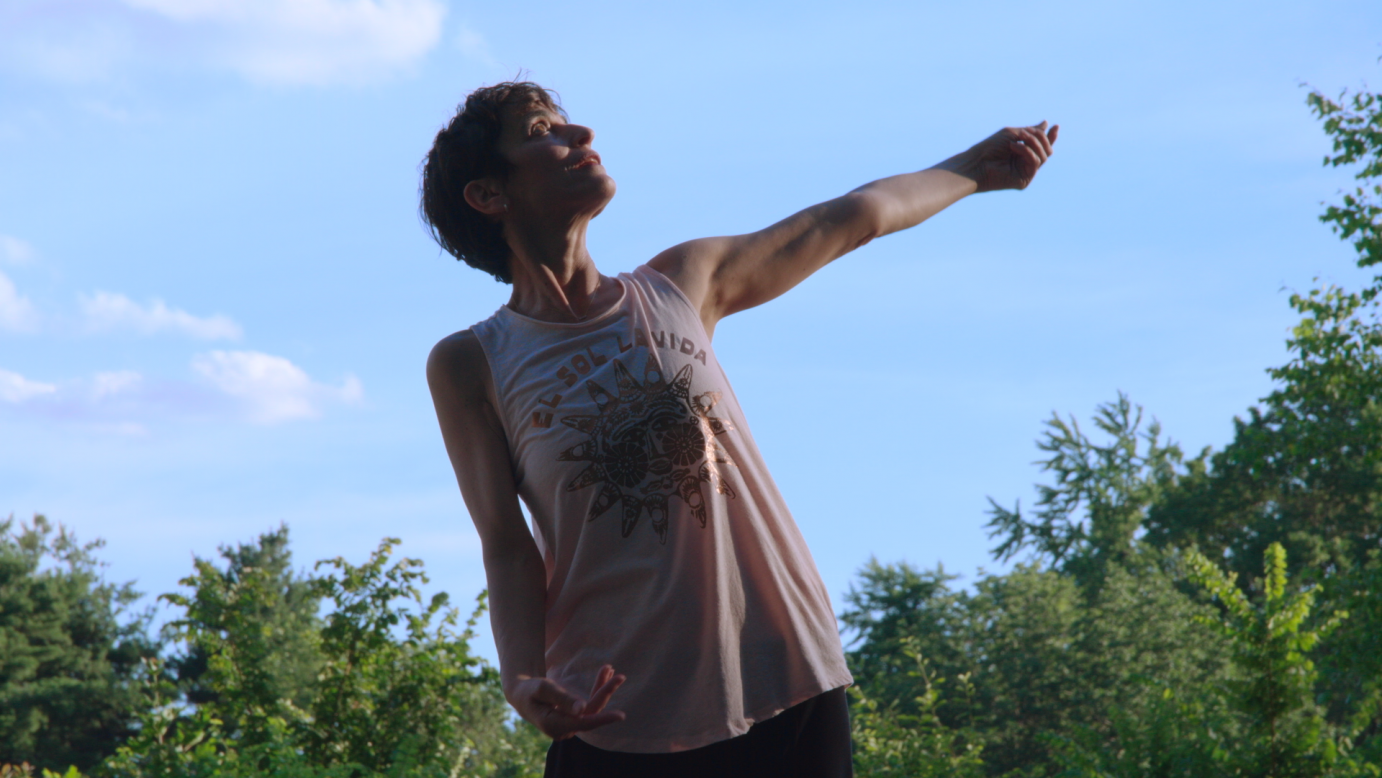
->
[519,107,560,124]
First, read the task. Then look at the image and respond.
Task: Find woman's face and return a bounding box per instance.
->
[496,101,616,221]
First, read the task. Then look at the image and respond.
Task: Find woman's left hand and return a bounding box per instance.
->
[508,664,627,741]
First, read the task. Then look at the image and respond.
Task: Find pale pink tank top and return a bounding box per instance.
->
[470,265,851,753]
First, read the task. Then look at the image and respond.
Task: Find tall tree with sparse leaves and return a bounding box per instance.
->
[985,393,1201,588]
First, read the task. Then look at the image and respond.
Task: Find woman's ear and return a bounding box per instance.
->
[463,179,507,218]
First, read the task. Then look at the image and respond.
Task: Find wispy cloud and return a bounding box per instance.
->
[92,370,143,399]
[4,368,152,434]
[0,4,136,85]
[121,0,446,86]
[7,358,357,429]
[0,235,35,265]
[0,368,57,403]
[0,271,39,333]
[192,350,362,424]
[80,291,242,340]
[3,0,447,88]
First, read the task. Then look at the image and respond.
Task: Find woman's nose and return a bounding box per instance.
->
[567,123,595,147]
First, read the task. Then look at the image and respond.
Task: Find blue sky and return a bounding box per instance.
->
[1,0,1378,660]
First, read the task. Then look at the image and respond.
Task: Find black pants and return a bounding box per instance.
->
[543,687,853,778]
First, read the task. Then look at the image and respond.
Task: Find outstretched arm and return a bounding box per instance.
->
[427,333,626,739]
[651,122,1058,335]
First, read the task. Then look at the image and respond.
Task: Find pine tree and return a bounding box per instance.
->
[0,515,157,772]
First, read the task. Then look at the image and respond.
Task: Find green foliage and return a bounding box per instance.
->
[840,560,967,711]
[0,515,157,772]
[948,565,1086,773]
[1145,84,1382,587]
[850,638,985,777]
[1316,551,1382,756]
[101,658,239,778]
[102,530,545,778]
[1057,544,1379,778]
[1311,86,1382,272]
[986,394,1203,587]
[164,525,322,718]
[0,763,88,778]
[842,556,1229,777]
[301,539,516,772]
[159,525,322,751]
[856,82,1382,769]
[1049,680,1232,778]
[1187,543,1346,776]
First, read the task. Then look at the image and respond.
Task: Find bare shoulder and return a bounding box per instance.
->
[648,236,731,284]
[426,330,492,406]
[648,236,735,323]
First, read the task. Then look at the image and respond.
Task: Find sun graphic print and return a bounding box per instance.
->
[557,357,736,543]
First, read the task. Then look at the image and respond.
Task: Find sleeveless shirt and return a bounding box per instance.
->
[469,265,852,753]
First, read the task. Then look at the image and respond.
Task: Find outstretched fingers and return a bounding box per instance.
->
[585,664,627,716]
[523,667,627,740]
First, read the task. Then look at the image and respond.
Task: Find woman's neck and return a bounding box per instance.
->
[504,216,614,323]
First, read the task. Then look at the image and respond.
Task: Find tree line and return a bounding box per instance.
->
[3,82,1381,777]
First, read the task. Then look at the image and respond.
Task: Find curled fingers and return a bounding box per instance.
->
[1013,127,1051,164]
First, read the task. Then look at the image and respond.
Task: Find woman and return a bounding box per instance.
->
[421,82,1056,778]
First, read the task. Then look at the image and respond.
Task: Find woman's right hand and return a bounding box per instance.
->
[509,664,627,740]
[947,122,1059,193]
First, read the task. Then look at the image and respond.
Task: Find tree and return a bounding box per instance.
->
[1144,84,1382,586]
[161,525,323,746]
[0,515,157,772]
[849,639,985,778]
[985,394,1202,589]
[1189,543,1350,777]
[1057,544,1378,778]
[300,538,517,772]
[1128,81,1382,758]
[841,558,1228,777]
[840,559,968,713]
[1314,550,1382,766]
[845,77,1382,778]
[106,532,546,778]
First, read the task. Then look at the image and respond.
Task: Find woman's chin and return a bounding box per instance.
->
[584,180,617,218]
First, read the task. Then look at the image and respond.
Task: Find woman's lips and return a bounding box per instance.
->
[567,153,601,171]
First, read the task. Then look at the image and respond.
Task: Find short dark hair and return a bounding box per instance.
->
[419,82,565,284]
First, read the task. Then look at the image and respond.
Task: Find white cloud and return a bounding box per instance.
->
[2,0,446,87]
[92,370,144,399]
[0,368,57,403]
[0,5,136,85]
[118,0,446,86]
[0,235,35,265]
[80,291,242,340]
[192,350,362,424]
[0,271,39,333]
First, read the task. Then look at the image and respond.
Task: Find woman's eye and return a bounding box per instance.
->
[530,122,549,137]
